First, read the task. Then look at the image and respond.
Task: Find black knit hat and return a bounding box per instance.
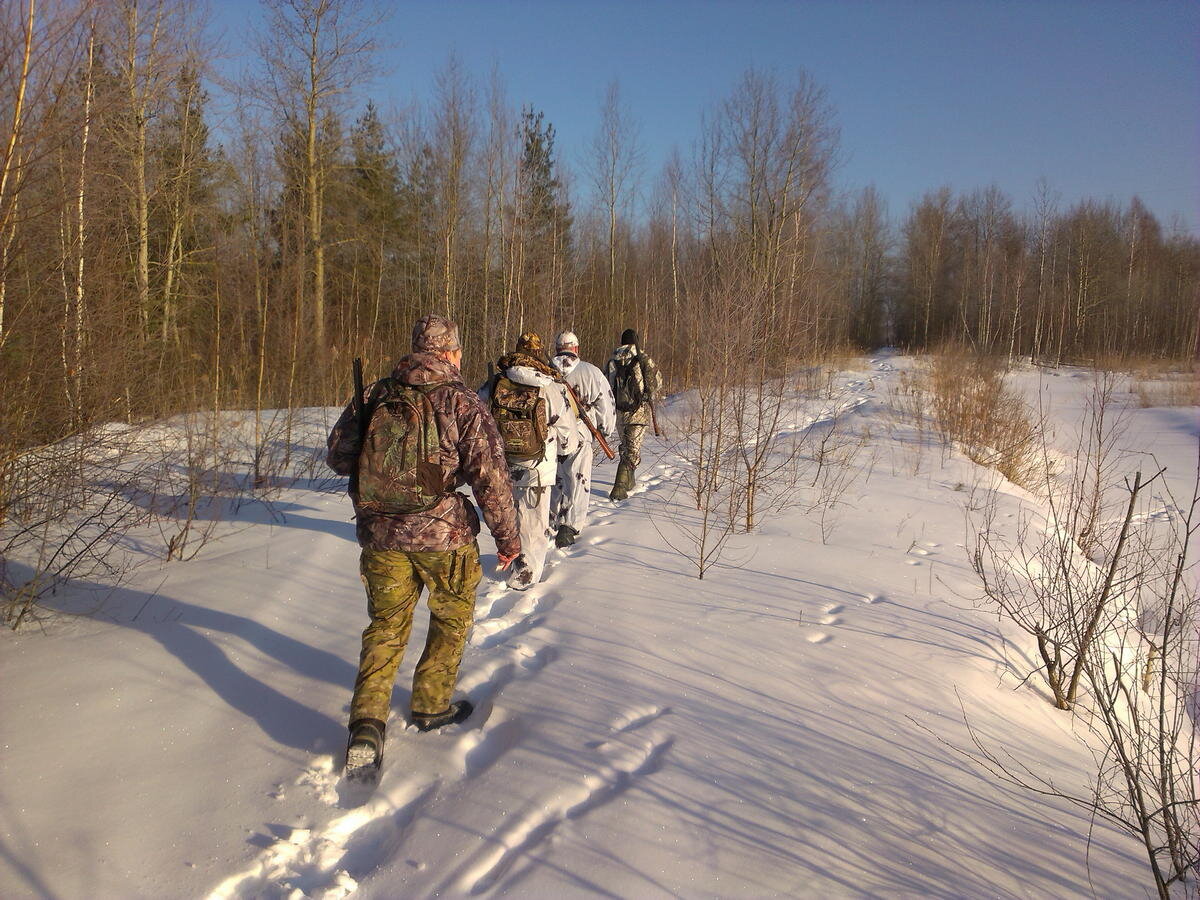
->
[620,328,639,346]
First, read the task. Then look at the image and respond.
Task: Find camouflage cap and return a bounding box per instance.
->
[555,330,579,352]
[412,314,461,352]
[516,332,543,353]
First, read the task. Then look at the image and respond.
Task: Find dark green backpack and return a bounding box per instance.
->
[356,380,447,514]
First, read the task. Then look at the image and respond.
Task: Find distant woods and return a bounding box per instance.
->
[1,0,1197,459]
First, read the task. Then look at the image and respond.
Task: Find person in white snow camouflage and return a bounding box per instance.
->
[550,331,616,547]
[481,332,580,590]
[605,328,662,501]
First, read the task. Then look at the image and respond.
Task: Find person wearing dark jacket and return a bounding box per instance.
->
[604,328,662,501]
[326,314,520,774]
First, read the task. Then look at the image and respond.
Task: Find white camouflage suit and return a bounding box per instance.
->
[550,341,616,539]
[481,365,578,589]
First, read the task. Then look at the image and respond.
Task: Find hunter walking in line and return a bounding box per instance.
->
[326,314,521,779]
[605,328,662,501]
[481,332,579,590]
[550,330,616,546]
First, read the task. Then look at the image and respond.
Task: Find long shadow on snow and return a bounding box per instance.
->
[544,623,1141,898]
[105,479,359,543]
[10,562,349,753]
[0,782,65,900]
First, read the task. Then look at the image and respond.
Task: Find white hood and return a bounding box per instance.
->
[552,354,580,377]
[504,365,554,388]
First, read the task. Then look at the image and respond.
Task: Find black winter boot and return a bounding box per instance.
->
[555,524,579,547]
[412,700,474,732]
[345,717,386,777]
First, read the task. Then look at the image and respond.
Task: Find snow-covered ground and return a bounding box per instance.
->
[2,355,1195,899]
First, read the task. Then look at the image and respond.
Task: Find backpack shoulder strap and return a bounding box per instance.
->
[361,377,393,421]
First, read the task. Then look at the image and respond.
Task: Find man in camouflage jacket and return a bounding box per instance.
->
[326,314,520,770]
[605,328,662,501]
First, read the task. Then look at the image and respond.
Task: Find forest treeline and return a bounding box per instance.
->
[1,0,1197,459]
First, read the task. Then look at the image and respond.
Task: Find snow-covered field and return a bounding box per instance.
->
[2,355,1195,899]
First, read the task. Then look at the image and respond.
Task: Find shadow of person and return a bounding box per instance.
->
[148,602,351,752]
[8,562,352,754]
[102,477,360,543]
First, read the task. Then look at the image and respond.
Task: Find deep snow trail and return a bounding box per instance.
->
[200,361,1146,899]
[2,359,1158,899]
[205,494,671,900]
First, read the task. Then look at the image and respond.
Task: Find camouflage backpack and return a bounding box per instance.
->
[612,354,650,413]
[489,374,548,461]
[356,379,447,514]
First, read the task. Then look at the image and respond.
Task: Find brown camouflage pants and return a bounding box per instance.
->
[350,542,482,722]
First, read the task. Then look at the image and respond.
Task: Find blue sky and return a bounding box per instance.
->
[210,0,1200,233]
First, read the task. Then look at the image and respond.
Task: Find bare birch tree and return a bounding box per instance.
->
[257,0,385,355]
[586,79,641,315]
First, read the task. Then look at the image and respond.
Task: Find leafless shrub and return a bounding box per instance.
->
[973,465,1156,710]
[728,370,804,532]
[971,375,1147,708]
[882,366,929,476]
[1059,373,1129,559]
[966,448,1200,898]
[712,287,870,534]
[654,383,742,580]
[655,268,870,571]
[807,420,871,544]
[1133,374,1200,409]
[1079,465,1200,897]
[0,401,317,628]
[156,411,230,561]
[927,348,1045,491]
[964,361,1200,896]
[1,429,149,629]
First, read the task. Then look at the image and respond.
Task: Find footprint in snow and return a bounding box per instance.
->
[457,644,560,700]
[210,772,440,899]
[296,756,339,805]
[474,589,538,629]
[587,705,671,750]
[806,631,832,644]
[209,581,568,898]
[455,711,526,780]
[471,612,545,650]
[454,706,673,895]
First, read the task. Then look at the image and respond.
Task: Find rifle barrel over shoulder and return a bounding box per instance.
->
[559,376,616,460]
